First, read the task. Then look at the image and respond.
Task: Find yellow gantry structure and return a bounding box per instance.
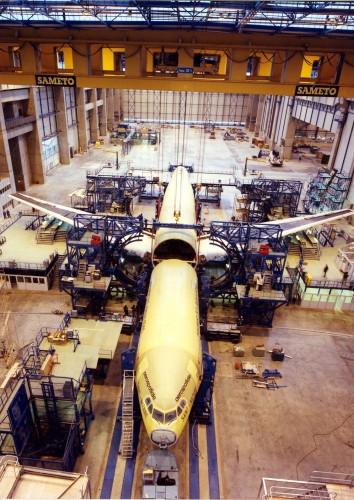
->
[0,28,353,96]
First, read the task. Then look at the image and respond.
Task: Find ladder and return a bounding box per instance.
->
[263,270,272,291]
[41,381,60,428]
[120,369,134,458]
[77,259,87,280]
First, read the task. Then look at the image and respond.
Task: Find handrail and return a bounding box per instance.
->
[262,478,336,500]
[268,485,335,499]
[287,266,353,291]
[310,470,354,487]
[98,348,113,359]
[0,455,19,480]
[0,375,22,415]
[0,248,58,271]
[5,115,36,130]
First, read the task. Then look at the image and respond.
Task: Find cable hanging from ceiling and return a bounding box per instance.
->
[180,92,189,167]
[157,90,167,180]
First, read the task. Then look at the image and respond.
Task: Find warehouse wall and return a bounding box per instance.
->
[123,90,249,125]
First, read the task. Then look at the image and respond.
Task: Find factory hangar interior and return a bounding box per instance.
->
[0,1,354,499]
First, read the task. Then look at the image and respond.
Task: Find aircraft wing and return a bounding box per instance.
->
[10,192,353,239]
[10,192,88,225]
[266,208,353,236]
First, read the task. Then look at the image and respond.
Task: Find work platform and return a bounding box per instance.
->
[0,458,91,499]
[236,284,287,302]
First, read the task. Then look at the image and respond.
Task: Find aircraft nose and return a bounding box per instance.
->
[151,429,177,448]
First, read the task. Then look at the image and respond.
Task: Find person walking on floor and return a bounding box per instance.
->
[323,264,329,277]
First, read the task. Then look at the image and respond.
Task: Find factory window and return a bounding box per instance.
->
[246,57,260,76]
[33,278,38,284]
[115,52,125,72]
[311,59,321,79]
[25,277,31,283]
[152,408,164,424]
[9,46,21,68]
[165,410,177,424]
[39,278,45,284]
[57,51,65,69]
[17,276,24,283]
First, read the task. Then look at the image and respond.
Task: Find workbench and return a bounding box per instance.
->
[206,321,242,342]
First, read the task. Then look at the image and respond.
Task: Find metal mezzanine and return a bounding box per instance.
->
[86,171,148,215]
[208,221,288,327]
[60,213,144,313]
[240,178,303,223]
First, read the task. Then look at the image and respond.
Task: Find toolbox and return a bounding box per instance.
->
[233,346,245,357]
[253,344,266,357]
[271,351,285,361]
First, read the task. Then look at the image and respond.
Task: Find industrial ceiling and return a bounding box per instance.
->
[0,1,353,36]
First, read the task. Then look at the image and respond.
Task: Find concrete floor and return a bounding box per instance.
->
[1,126,354,499]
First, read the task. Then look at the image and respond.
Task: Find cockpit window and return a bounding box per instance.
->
[165,410,177,424]
[145,397,153,413]
[177,399,187,416]
[152,408,164,424]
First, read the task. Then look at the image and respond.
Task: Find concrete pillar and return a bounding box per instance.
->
[254,95,265,136]
[114,90,123,122]
[246,95,259,132]
[54,87,70,165]
[282,102,297,160]
[0,104,15,188]
[90,88,99,142]
[17,136,32,189]
[330,100,350,172]
[269,96,282,150]
[99,89,108,136]
[27,88,45,184]
[263,95,279,149]
[76,88,88,151]
[106,89,114,130]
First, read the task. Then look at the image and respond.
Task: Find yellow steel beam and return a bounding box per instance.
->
[0,29,353,96]
[1,73,353,98]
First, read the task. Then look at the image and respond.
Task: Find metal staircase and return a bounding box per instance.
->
[77,259,87,281]
[52,253,66,290]
[36,227,56,244]
[263,270,272,291]
[120,369,134,458]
